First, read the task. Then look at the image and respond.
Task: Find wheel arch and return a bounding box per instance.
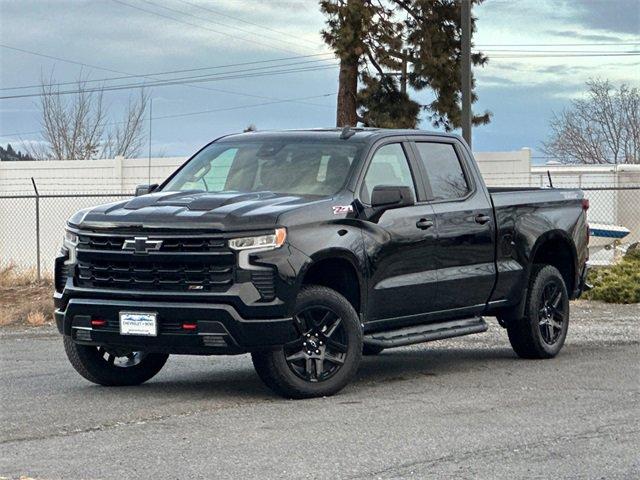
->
[528,229,578,294]
[299,249,366,317]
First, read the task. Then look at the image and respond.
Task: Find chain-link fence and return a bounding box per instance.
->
[1,185,639,277]
[0,191,131,278]
[581,187,640,265]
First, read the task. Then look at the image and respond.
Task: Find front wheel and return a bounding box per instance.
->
[63,337,169,386]
[507,264,570,359]
[251,285,363,399]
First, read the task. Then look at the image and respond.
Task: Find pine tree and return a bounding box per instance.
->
[320,0,491,130]
[320,0,403,127]
[358,74,421,128]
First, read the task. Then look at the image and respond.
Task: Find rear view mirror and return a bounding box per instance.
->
[371,185,415,210]
[135,184,158,196]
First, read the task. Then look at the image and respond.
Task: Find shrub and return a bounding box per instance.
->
[0,263,53,327]
[583,249,640,304]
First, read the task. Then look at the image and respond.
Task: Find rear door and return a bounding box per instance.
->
[410,139,495,313]
[359,140,438,323]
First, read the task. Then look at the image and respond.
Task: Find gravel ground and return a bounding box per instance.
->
[0,300,638,479]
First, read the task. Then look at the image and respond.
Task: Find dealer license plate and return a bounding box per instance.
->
[119,312,157,336]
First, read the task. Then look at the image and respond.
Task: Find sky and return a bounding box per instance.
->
[0,0,638,161]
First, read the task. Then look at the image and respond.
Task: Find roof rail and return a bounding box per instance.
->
[340,126,357,140]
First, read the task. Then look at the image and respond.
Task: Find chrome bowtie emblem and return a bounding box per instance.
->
[122,237,163,254]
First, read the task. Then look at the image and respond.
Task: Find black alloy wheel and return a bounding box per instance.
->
[507,264,570,359]
[251,285,362,398]
[284,305,348,382]
[538,279,566,345]
[63,336,169,386]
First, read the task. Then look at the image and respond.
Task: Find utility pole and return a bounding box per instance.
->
[400,48,408,95]
[461,0,472,148]
[148,98,153,184]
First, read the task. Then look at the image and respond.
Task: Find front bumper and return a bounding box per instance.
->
[56,297,298,355]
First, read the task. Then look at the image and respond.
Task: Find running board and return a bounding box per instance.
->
[363,317,488,348]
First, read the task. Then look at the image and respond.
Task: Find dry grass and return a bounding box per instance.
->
[0,263,54,328]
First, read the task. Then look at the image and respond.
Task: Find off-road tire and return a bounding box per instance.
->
[64,336,169,386]
[251,285,363,399]
[507,264,570,359]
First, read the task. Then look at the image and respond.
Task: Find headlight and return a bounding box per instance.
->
[63,228,78,263]
[229,228,287,251]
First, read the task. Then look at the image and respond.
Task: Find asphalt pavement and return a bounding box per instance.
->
[1,300,638,479]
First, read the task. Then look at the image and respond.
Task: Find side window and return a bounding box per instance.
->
[415,142,469,201]
[360,143,416,204]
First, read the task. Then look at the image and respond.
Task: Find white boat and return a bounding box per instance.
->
[589,223,630,248]
[588,223,631,265]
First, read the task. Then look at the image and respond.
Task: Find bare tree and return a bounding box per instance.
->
[102,90,149,159]
[543,80,640,164]
[27,74,148,160]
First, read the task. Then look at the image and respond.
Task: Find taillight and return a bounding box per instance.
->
[182,322,197,331]
[91,319,107,327]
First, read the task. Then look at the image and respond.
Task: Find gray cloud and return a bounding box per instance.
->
[546,29,625,42]
[560,0,640,35]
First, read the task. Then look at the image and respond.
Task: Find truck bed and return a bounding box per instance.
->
[489,187,583,209]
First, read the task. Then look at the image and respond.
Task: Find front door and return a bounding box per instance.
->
[412,140,495,313]
[359,142,438,323]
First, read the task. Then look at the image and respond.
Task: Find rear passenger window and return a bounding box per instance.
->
[415,143,469,200]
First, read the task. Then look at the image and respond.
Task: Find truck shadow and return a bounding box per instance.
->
[133,345,519,400]
[355,346,517,385]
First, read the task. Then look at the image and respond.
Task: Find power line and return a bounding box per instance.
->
[0,43,131,77]
[174,0,320,49]
[480,49,640,54]
[486,53,640,58]
[138,0,317,53]
[0,53,334,91]
[0,63,338,100]
[477,42,640,47]
[0,93,337,138]
[0,44,335,109]
[110,0,301,55]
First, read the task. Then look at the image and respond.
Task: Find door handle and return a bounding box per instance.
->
[416,218,434,230]
[474,214,491,225]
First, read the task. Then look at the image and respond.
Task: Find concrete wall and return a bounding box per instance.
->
[474,148,532,186]
[0,156,186,196]
[1,153,639,271]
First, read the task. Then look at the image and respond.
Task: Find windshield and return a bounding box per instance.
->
[163,139,362,196]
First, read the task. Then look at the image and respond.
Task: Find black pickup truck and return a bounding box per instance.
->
[55,128,589,398]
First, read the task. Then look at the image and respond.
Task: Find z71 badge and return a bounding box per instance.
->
[332,205,354,215]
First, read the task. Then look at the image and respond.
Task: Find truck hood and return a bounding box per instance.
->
[70,190,330,232]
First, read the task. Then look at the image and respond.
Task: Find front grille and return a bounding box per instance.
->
[74,232,235,292]
[77,234,227,253]
[77,260,233,291]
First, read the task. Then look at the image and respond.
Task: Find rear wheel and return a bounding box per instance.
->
[507,264,570,359]
[64,336,169,386]
[251,285,362,399]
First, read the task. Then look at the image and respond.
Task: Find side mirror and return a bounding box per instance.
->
[135,184,158,196]
[371,185,415,210]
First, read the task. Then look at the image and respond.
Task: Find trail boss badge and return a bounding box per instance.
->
[332,205,354,215]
